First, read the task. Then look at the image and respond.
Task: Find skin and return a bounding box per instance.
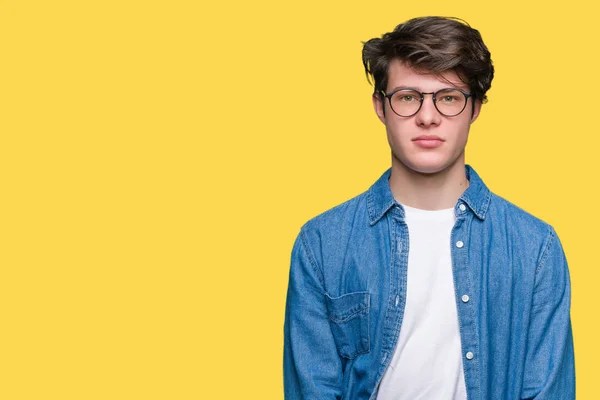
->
[372,59,482,210]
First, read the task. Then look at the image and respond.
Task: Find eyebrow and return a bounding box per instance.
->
[388,86,420,92]
[387,86,466,93]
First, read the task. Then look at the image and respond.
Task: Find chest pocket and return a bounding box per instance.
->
[325,291,370,359]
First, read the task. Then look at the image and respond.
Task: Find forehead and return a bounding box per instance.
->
[386,59,467,91]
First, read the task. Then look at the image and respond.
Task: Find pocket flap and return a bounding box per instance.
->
[325,291,370,322]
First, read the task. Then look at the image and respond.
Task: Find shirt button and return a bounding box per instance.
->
[395,295,399,307]
[456,241,464,248]
[459,204,466,212]
[466,352,474,360]
[462,294,470,303]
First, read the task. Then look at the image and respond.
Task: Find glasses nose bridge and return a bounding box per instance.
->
[420,91,437,104]
[417,91,439,116]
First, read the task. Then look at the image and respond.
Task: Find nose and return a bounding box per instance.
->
[414,93,441,127]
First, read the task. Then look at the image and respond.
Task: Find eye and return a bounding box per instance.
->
[436,89,464,104]
[391,90,421,107]
[440,95,458,103]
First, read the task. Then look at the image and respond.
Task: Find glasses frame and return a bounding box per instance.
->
[381,87,473,117]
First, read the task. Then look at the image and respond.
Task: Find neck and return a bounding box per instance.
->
[388,154,469,211]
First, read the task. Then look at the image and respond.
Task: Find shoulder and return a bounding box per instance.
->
[487,191,556,245]
[300,190,369,235]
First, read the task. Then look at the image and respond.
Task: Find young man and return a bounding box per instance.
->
[283,16,575,399]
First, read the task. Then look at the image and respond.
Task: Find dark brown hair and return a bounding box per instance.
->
[362,16,494,103]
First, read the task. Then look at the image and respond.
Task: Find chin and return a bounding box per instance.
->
[399,156,454,175]
[395,149,464,176]
[407,164,448,175]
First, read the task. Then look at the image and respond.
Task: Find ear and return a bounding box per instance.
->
[470,99,482,124]
[372,93,386,124]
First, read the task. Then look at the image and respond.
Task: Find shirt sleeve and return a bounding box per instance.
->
[520,227,576,399]
[284,229,343,399]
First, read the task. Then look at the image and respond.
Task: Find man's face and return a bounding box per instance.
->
[373,59,481,175]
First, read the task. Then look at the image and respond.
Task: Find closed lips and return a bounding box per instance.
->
[413,136,444,141]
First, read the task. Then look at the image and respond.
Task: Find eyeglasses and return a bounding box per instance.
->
[381,88,473,117]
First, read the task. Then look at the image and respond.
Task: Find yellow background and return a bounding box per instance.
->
[0,0,596,398]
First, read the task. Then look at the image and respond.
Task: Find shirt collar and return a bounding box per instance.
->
[366,164,491,226]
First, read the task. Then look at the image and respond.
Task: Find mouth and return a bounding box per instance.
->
[412,135,444,141]
[412,135,444,148]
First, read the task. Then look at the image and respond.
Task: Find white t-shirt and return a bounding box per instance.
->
[376,204,467,400]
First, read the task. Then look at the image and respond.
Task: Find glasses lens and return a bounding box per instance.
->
[435,89,467,116]
[389,90,421,117]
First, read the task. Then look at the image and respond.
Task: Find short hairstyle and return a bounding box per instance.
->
[362,16,494,103]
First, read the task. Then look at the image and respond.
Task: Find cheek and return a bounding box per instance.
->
[451,120,472,142]
[384,119,410,139]
[385,124,409,150]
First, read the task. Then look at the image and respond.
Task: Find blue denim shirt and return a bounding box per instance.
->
[283,165,575,399]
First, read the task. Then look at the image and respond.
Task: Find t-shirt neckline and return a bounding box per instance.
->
[401,203,455,221]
